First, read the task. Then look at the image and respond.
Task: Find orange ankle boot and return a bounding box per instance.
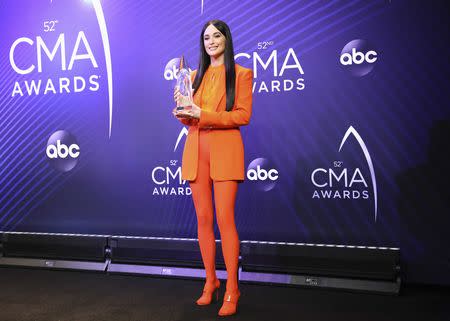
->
[196,279,220,305]
[218,289,240,316]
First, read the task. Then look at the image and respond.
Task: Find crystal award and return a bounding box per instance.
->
[175,56,193,111]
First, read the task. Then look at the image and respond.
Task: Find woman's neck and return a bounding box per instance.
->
[210,54,225,67]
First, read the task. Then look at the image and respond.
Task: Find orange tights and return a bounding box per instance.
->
[189,130,239,292]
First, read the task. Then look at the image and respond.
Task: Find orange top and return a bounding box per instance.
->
[201,64,225,112]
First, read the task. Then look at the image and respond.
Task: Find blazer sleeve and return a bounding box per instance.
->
[198,68,253,128]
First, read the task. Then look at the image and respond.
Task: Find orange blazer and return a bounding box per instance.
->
[180,64,253,181]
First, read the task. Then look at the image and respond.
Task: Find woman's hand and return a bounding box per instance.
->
[173,86,201,119]
[179,102,202,119]
[172,106,193,118]
[175,102,201,119]
[173,88,201,120]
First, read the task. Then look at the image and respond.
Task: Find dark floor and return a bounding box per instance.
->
[0,267,448,321]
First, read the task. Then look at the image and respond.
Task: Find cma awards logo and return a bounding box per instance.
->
[46,130,80,172]
[340,39,378,77]
[164,46,305,94]
[150,128,191,196]
[10,0,114,138]
[236,46,305,94]
[310,126,378,221]
[10,31,100,96]
[246,158,279,191]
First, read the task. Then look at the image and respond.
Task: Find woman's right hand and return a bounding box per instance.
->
[172,106,190,119]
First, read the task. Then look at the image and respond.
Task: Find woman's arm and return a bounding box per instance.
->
[198,68,253,129]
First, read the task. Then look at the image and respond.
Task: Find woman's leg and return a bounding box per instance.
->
[189,132,216,283]
[213,180,239,292]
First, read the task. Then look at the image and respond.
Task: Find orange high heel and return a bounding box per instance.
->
[196,278,220,305]
[218,290,240,316]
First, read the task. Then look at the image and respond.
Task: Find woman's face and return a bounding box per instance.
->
[203,24,226,59]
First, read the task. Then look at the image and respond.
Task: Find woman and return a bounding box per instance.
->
[172,20,252,317]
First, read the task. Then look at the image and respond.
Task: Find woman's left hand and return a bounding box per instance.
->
[175,102,201,119]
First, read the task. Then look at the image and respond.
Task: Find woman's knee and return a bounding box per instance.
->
[196,210,213,227]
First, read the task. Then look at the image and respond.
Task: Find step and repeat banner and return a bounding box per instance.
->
[0,0,448,284]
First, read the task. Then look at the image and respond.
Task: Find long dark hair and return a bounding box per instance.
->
[193,20,236,112]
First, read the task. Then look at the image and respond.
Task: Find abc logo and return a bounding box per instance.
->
[164,58,180,81]
[247,158,278,191]
[340,39,377,76]
[247,165,278,181]
[46,140,80,159]
[46,130,80,172]
[340,48,377,65]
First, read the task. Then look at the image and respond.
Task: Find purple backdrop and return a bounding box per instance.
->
[0,0,449,284]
